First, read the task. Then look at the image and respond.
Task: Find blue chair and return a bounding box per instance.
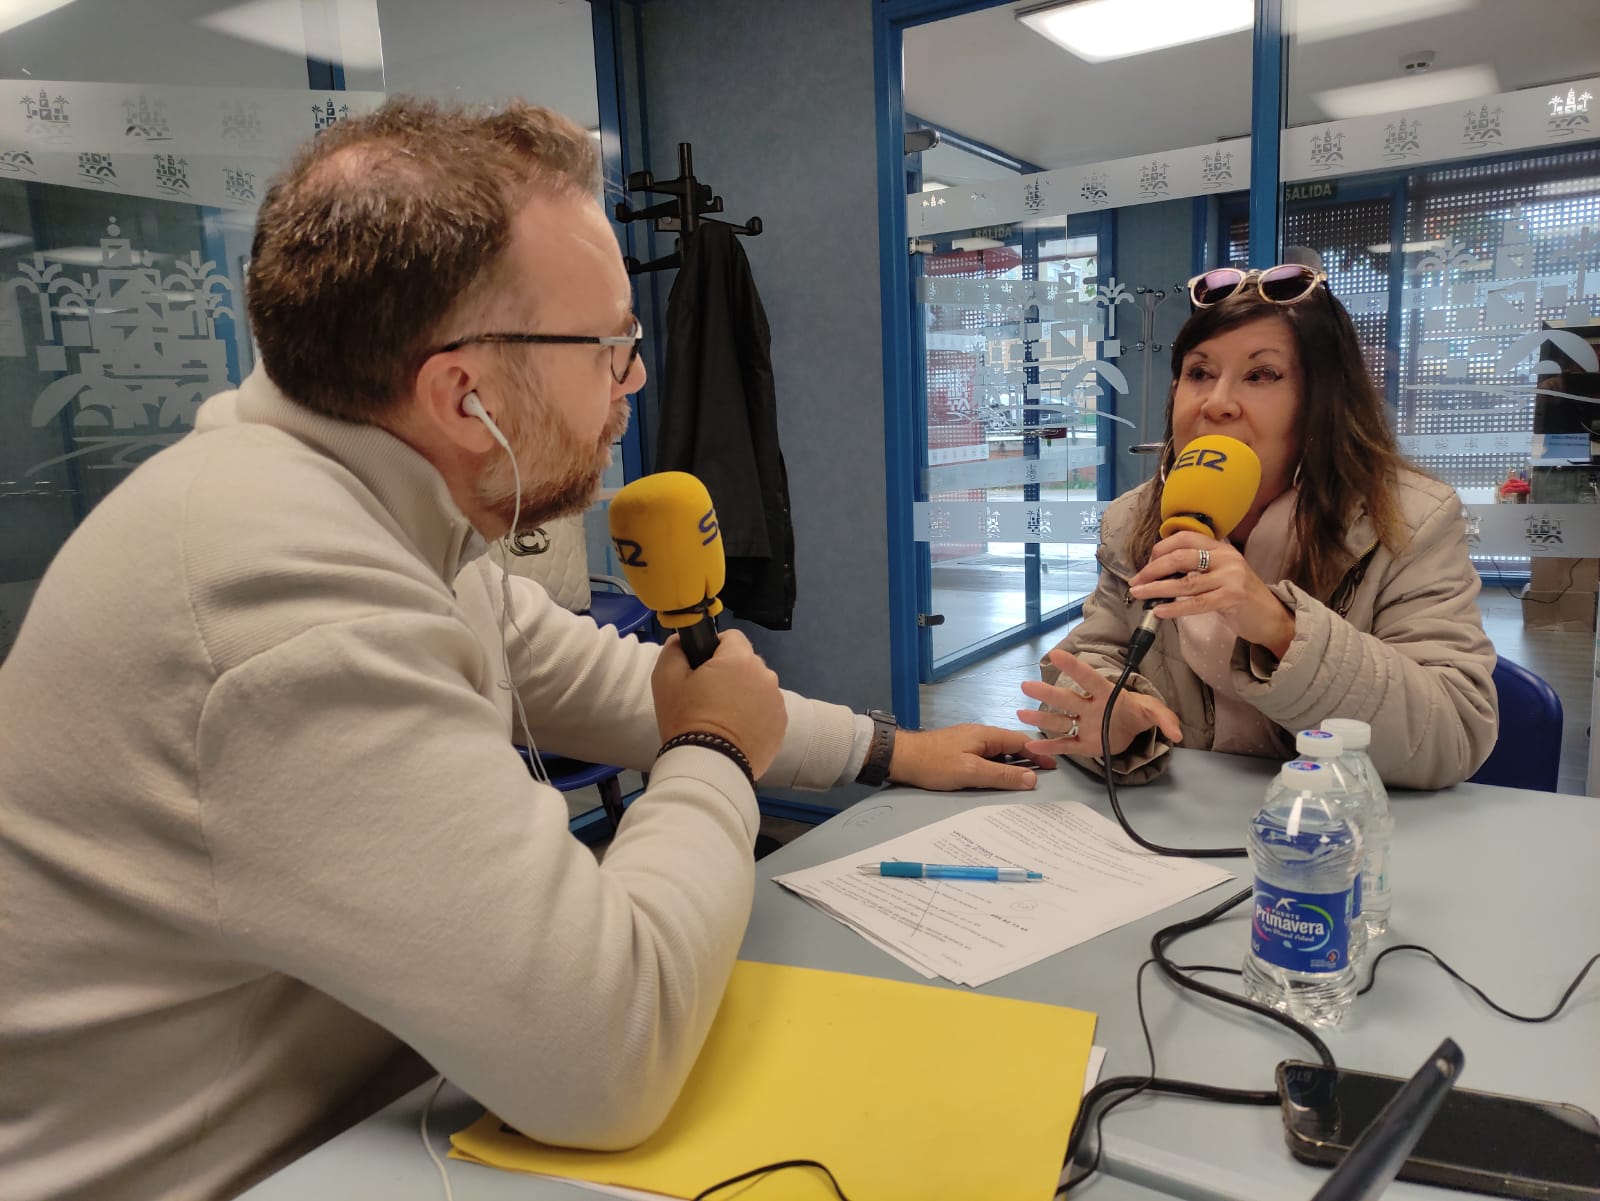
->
[1469,656,1563,792]
[519,577,655,835]
[585,575,654,641]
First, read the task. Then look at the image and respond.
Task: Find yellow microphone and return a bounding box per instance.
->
[1159,434,1262,540]
[1124,434,1263,670]
[607,471,725,668]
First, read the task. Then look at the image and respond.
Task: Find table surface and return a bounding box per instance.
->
[739,751,1600,1200]
[239,750,1600,1201]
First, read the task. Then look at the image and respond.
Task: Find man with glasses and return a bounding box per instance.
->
[0,100,1044,1201]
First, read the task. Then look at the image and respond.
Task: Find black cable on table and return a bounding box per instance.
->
[1100,658,1247,859]
[1360,944,1599,1022]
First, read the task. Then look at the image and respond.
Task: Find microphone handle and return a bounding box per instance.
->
[678,615,720,669]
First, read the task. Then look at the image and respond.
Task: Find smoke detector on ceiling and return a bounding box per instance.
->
[1400,51,1436,74]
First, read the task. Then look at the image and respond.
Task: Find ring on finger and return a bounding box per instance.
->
[1196,548,1211,573]
[1065,718,1081,739]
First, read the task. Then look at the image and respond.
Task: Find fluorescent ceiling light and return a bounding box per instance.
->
[198,0,384,71]
[1289,0,1478,45]
[1017,0,1252,63]
[0,0,82,38]
[1312,64,1500,120]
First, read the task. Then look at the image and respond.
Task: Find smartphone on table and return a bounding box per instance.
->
[1277,1060,1600,1199]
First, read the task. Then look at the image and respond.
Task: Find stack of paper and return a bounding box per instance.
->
[451,960,1097,1201]
[774,801,1234,988]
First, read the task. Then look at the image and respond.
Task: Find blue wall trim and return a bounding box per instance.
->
[1247,0,1284,266]
[874,3,922,726]
[878,0,1016,21]
[591,0,647,483]
[757,797,842,827]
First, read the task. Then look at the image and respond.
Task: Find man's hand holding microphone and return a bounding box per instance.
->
[610,472,1042,793]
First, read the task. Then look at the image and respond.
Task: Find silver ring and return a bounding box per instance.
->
[1196,548,1211,573]
[1066,718,1081,740]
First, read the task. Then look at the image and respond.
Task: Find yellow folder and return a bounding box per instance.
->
[450,959,1096,1201]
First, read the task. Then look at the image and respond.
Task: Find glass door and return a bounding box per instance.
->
[913,213,1113,679]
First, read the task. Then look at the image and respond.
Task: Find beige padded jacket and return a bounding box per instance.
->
[1044,470,1498,790]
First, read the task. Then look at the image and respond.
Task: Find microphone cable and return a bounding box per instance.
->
[1098,636,1247,859]
[1060,885,1598,1191]
[1063,615,1598,1189]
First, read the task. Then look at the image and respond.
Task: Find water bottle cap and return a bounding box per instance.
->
[1279,759,1333,790]
[1295,728,1343,757]
[1320,718,1372,750]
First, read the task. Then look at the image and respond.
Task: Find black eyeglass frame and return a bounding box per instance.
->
[1185,264,1329,309]
[429,318,643,383]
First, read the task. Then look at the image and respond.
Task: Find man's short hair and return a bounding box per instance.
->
[245,97,601,424]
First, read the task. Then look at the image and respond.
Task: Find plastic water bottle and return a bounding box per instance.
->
[1243,760,1363,1027]
[1321,718,1393,938]
[1292,729,1367,965]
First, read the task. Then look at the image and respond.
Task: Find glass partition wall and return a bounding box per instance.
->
[0,0,618,660]
[881,0,1600,793]
[903,1,1252,678]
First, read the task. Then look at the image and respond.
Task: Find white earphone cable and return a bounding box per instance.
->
[466,395,549,784]
[420,1074,455,1201]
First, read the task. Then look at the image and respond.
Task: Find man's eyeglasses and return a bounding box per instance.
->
[1186,264,1327,309]
[432,318,643,384]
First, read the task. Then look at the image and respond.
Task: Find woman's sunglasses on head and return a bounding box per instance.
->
[1186,264,1328,308]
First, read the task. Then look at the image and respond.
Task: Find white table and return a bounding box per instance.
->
[737,750,1600,1199]
[240,749,1600,1200]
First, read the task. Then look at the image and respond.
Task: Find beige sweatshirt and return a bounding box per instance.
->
[0,369,861,1201]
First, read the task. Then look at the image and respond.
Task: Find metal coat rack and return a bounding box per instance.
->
[614,142,762,275]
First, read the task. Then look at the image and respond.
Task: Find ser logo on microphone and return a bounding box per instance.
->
[698,507,720,547]
[611,538,647,567]
[1174,446,1228,472]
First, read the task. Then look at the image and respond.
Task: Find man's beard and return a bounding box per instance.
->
[476,399,631,536]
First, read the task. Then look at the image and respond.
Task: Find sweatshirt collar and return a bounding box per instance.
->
[194,366,484,584]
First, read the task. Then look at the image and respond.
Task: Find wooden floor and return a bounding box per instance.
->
[921,588,1593,796]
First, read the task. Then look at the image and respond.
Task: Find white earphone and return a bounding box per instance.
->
[461,391,511,453]
[457,390,549,784]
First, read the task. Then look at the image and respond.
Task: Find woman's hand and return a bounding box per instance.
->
[1018,649,1183,760]
[1128,532,1296,657]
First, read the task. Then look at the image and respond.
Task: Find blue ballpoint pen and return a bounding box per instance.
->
[856,861,1044,882]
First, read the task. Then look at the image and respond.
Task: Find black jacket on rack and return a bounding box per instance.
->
[657,221,795,629]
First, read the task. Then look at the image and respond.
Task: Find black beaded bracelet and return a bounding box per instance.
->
[657,731,757,790]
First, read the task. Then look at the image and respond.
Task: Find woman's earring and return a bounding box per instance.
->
[1291,460,1304,490]
[1157,439,1175,486]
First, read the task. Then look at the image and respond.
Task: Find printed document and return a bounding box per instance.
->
[774,801,1234,987]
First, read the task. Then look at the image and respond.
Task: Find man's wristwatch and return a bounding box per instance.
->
[855,708,898,787]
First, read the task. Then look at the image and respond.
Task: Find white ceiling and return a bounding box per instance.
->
[0,0,598,126]
[904,0,1600,173]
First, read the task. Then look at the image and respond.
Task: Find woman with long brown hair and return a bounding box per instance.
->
[1018,265,1497,789]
